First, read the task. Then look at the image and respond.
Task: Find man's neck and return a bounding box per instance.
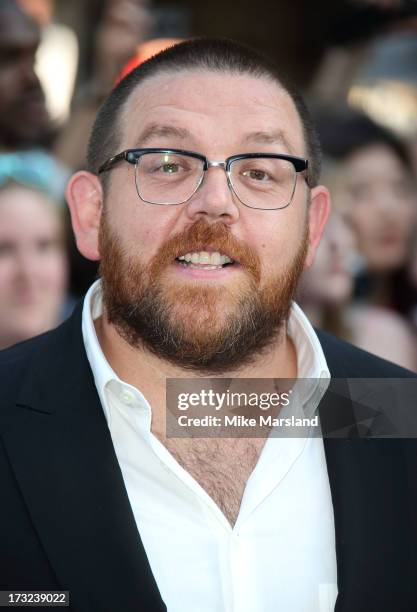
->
[94,312,297,439]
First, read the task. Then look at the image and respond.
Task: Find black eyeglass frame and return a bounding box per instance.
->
[98,148,309,210]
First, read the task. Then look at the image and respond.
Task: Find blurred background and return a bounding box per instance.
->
[1,0,416,369]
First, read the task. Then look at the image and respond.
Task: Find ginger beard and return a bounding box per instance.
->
[99,216,309,373]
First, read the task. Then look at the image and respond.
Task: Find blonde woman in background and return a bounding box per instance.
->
[0,152,70,350]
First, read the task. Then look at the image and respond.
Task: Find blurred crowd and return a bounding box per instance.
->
[0,0,416,370]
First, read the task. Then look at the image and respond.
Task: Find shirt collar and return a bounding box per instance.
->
[82,279,330,424]
[288,301,330,380]
[82,280,117,423]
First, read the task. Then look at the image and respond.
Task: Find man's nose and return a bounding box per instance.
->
[184,166,240,224]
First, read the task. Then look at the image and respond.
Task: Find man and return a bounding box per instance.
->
[0,39,416,612]
[0,0,51,150]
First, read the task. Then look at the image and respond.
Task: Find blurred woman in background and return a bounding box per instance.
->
[298,156,417,371]
[297,207,356,340]
[0,152,70,350]
[316,109,417,317]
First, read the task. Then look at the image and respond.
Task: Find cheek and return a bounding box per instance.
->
[0,257,18,288]
[38,252,68,293]
[114,204,182,263]
[0,274,12,306]
[397,201,417,229]
[346,207,374,238]
[0,259,23,316]
[258,220,305,274]
[123,224,162,264]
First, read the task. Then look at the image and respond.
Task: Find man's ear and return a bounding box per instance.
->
[66,171,103,261]
[305,185,331,268]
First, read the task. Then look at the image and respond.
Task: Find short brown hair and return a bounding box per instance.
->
[87,37,321,187]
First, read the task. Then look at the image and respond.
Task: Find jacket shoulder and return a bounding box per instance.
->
[0,302,84,416]
[0,327,64,409]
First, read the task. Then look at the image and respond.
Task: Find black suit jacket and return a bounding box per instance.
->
[1,302,416,612]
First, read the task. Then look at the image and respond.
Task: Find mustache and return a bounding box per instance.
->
[148,218,261,284]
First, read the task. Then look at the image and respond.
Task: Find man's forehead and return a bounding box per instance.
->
[120,69,306,154]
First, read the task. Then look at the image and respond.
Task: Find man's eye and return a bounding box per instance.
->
[161,163,181,174]
[242,169,269,181]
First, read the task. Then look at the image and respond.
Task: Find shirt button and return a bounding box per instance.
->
[121,389,136,406]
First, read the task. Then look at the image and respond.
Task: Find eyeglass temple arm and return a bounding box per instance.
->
[297,160,310,188]
[98,152,130,174]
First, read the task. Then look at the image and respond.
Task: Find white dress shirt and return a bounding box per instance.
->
[82,280,338,612]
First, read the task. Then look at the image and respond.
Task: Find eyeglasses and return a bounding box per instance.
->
[98,148,308,210]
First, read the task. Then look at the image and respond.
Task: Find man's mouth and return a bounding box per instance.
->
[175,250,235,270]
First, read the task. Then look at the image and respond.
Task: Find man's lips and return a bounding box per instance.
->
[172,258,241,280]
[175,246,237,264]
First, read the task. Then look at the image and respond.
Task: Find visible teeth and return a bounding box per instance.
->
[201,251,211,264]
[210,252,221,266]
[178,251,234,265]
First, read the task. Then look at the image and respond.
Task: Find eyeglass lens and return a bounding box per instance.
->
[134,152,297,209]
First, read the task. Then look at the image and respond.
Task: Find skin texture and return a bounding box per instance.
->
[335,144,417,273]
[0,5,50,147]
[0,185,68,349]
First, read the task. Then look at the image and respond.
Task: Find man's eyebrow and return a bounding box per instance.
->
[136,124,191,146]
[242,130,295,154]
[134,125,298,154]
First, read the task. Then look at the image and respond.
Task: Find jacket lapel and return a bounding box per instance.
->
[2,304,166,611]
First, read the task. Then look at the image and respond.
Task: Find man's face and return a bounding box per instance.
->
[0,8,49,147]
[98,70,317,372]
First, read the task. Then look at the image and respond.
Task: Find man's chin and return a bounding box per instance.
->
[165,307,234,341]
[109,290,287,372]
[160,269,256,312]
